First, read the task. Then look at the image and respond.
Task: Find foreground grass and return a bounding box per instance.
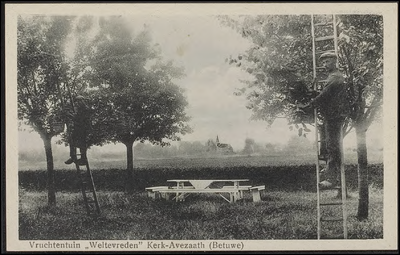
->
[19,187,383,240]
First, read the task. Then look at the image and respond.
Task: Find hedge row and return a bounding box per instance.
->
[19,164,383,192]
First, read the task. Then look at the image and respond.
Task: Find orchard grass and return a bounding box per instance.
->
[19,186,383,240]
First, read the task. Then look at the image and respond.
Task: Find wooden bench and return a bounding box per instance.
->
[222,185,252,199]
[157,188,244,203]
[250,185,265,202]
[222,185,252,190]
[145,186,169,200]
[145,186,196,200]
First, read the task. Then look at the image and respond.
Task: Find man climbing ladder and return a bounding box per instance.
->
[58,89,100,216]
[299,52,349,188]
[298,14,350,239]
[64,95,91,166]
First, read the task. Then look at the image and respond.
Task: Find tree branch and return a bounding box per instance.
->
[342,118,353,137]
[31,71,38,95]
[363,95,382,130]
[18,87,35,114]
[364,94,380,117]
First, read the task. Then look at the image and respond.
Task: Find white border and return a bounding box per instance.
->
[5,3,398,252]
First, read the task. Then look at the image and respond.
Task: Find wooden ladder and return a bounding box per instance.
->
[311,14,347,239]
[74,151,101,216]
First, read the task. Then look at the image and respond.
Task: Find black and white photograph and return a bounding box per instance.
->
[5,2,398,252]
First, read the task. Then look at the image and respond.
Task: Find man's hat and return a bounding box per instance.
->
[75,95,85,100]
[319,51,337,60]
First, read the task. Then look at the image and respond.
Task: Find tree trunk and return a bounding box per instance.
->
[356,125,369,220]
[336,124,349,199]
[42,134,56,206]
[124,140,134,193]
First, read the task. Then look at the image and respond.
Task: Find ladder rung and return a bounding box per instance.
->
[316,50,335,55]
[320,202,343,206]
[321,217,343,222]
[320,186,341,190]
[314,22,334,26]
[315,36,335,42]
[78,166,100,215]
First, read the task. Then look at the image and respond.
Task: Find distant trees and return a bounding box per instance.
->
[134,141,208,158]
[240,138,283,155]
[264,143,279,154]
[284,135,313,154]
[134,142,178,158]
[242,138,255,155]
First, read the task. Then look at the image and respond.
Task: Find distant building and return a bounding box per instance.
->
[207,135,234,154]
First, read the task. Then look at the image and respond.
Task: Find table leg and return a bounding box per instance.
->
[175,182,186,202]
[234,181,239,202]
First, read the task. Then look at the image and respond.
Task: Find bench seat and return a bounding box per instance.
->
[145,186,169,200]
[250,185,265,202]
[145,186,169,191]
[222,185,252,199]
[222,185,252,190]
[157,188,245,203]
[157,188,242,193]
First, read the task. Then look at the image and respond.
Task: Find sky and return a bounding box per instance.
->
[17,12,384,153]
[133,15,297,150]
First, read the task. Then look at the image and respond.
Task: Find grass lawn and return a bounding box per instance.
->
[19,186,383,240]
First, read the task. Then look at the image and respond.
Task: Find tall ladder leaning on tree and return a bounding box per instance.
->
[311,14,347,239]
[56,82,101,217]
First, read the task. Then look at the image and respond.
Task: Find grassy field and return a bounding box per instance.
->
[18,151,383,171]
[18,155,384,240]
[19,187,383,240]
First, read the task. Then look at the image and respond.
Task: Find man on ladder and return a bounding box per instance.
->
[64,95,92,166]
[296,14,351,239]
[298,51,350,189]
[62,93,100,216]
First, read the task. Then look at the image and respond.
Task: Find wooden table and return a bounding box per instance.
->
[163,179,250,203]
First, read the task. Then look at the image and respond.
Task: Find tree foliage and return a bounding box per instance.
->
[221,15,315,129]
[337,15,383,133]
[18,16,73,138]
[220,14,383,134]
[242,137,255,154]
[80,16,192,148]
[17,15,76,206]
[18,15,192,196]
[221,14,383,220]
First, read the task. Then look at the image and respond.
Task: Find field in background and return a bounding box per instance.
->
[18,151,383,171]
